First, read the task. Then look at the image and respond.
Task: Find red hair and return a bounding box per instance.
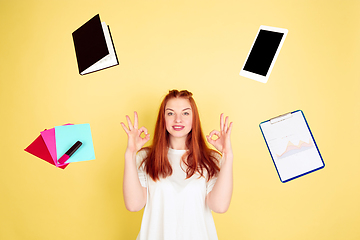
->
[141,90,221,182]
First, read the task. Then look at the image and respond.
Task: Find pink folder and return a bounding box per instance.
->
[41,128,58,164]
[24,133,69,169]
[40,124,73,167]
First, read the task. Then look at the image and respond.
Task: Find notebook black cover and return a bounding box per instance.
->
[72,14,109,74]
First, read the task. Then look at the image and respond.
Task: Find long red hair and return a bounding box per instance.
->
[141,90,221,182]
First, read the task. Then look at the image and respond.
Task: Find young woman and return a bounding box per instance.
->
[121,90,233,240]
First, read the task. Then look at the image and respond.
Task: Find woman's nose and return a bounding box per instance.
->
[175,115,181,122]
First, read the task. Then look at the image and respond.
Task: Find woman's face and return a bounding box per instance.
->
[164,97,193,141]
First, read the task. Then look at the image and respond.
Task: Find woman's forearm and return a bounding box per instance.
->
[206,152,233,213]
[123,150,147,212]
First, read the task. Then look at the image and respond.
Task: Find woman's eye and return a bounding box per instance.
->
[167,112,173,116]
[183,112,190,115]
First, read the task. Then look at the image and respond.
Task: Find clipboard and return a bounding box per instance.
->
[259,110,324,183]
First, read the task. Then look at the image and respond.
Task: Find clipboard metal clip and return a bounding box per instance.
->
[270,112,293,124]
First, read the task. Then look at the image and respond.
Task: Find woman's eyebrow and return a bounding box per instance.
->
[165,108,191,111]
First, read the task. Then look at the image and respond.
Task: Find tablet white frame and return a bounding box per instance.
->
[239,25,288,83]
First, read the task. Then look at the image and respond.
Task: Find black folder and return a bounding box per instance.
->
[72,14,119,75]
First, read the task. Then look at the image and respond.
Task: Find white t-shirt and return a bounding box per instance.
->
[135,148,220,240]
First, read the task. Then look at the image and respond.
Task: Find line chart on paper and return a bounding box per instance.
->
[275,139,314,160]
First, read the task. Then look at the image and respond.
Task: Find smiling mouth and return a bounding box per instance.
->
[172,125,185,131]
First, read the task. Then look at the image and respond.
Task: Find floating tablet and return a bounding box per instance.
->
[240,25,288,83]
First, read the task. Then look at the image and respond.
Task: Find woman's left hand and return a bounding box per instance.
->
[206,113,233,156]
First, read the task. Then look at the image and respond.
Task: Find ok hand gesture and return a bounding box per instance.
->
[206,113,233,157]
[121,111,150,154]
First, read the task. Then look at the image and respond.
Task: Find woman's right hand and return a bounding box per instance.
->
[121,111,150,153]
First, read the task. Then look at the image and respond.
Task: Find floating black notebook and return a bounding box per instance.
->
[72,14,119,75]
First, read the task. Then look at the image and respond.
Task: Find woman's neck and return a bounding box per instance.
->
[168,136,187,150]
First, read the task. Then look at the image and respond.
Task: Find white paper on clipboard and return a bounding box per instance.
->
[259,110,324,183]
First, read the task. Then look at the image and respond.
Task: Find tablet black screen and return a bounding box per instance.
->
[243,30,284,76]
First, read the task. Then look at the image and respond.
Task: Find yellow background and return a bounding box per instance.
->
[1,0,359,239]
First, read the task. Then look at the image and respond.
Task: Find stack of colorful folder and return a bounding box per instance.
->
[25,123,95,169]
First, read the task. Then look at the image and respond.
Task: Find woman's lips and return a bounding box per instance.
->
[172,125,185,131]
